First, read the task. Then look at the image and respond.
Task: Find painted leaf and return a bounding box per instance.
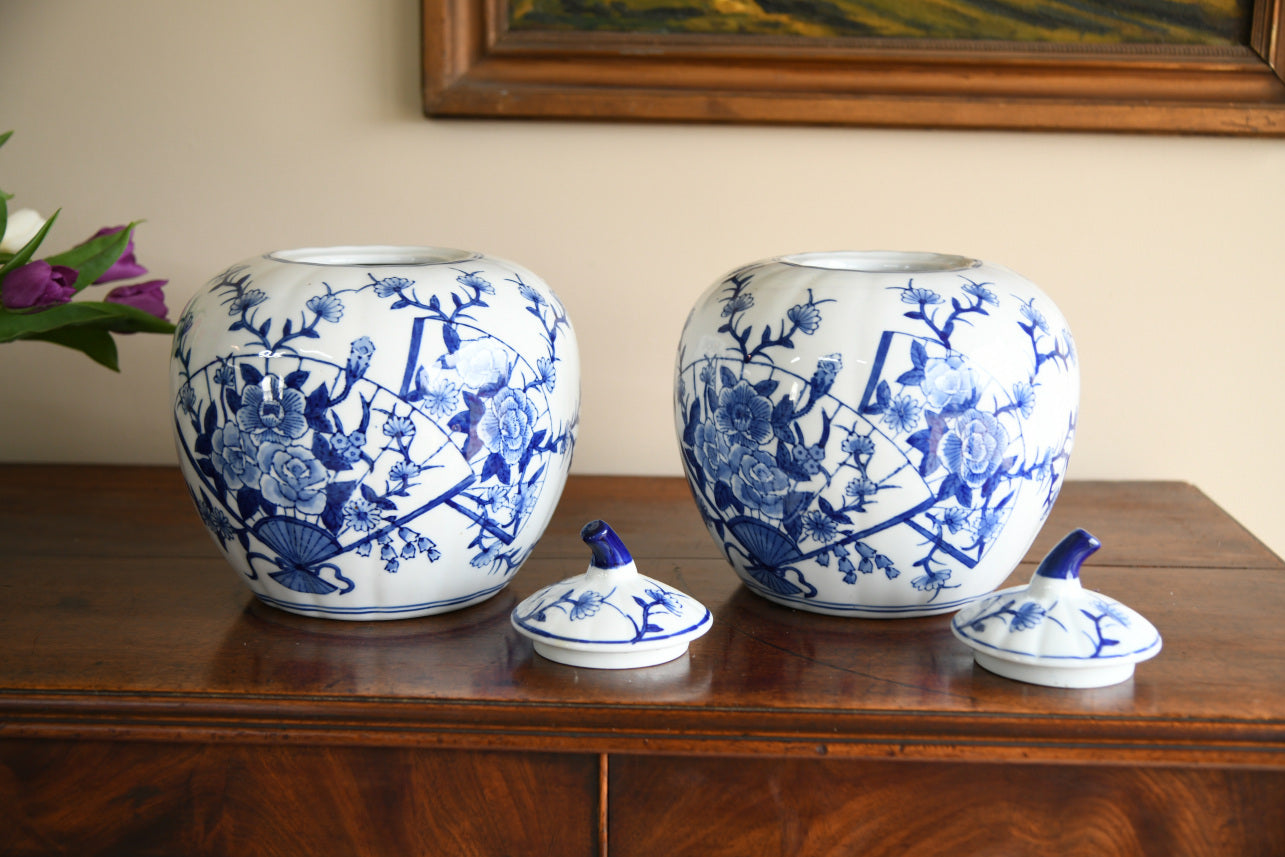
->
[681,449,704,487]
[311,433,350,472]
[236,487,261,521]
[322,480,358,533]
[304,384,332,432]
[911,339,928,369]
[199,399,216,434]
[482,452,509,484]
[713,480,736,511]
[771,396,794,436]
[863,379,890,414]
[683,400,701,446]
[442,324,461,353]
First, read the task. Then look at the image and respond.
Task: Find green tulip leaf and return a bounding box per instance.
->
[0,299,174,344]
[24,326,120,371]
[43,221,138,292]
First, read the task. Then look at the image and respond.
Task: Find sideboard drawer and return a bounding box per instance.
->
[608,754,1285,857]
[1,740,599,857]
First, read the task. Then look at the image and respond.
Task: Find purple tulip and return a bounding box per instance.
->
[88,225,148,284]
[105,279,169,320]
[1,261,78,310]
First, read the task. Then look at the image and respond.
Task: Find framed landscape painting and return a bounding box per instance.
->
[423,0,1285,133]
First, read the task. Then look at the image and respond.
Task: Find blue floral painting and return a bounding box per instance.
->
[173,257,577,616]
[676,264,1077,614]
[957,591,1160,661]
[515,582,698,645]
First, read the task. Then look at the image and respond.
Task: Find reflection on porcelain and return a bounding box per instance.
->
[951,529,1162,688]
[675,251,1079,617]
[512,520,712,669]
[171,246,579,620]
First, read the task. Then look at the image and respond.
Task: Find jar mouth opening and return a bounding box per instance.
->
[267,246,478,267]
[780,251,980,273]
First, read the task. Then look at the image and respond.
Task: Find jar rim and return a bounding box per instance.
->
[267,246,480,267]
[779,251,980,273]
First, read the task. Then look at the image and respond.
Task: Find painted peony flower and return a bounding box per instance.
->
[920,354,978,412]
[451,340,510,390]
[237,375,308,445]
[730,446,789,518]
[940,408,1009,487]
[714,380,773,448]
[692,420,735,484]
[256,442,328,515]
[478,387,537,465]
[209,423,260,490]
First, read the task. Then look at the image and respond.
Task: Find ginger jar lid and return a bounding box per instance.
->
[511,520,712,669]
[951,529,1162,688]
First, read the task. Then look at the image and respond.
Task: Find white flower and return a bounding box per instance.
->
[450,340,510,389]
[0,208,46,254]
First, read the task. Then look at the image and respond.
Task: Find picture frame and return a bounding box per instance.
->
[423,0,1285,135]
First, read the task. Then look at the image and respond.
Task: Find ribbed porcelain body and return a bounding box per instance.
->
[674,251,1078,617]
[170,246,579,619]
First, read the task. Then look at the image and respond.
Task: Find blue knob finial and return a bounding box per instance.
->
[1035,529,1101,581]
[581,520,633,569]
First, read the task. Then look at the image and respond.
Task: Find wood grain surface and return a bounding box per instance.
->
[610,755,1285,857]
[1,466,1282,855]
[2,741,596,857]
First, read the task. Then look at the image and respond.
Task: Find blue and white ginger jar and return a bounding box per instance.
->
[171,246,579,620]
[674,251,1078,617]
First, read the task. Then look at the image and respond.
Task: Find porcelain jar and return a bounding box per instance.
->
[171,246,579,619]
[674,251,1078,617]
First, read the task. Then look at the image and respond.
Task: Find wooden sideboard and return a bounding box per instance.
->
[2,466,1283,856]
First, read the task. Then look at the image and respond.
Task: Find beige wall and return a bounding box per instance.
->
[3,0,1283,559]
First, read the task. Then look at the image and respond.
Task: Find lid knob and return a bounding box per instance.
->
[1034,527,1101,581]
[581,519,633,569]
